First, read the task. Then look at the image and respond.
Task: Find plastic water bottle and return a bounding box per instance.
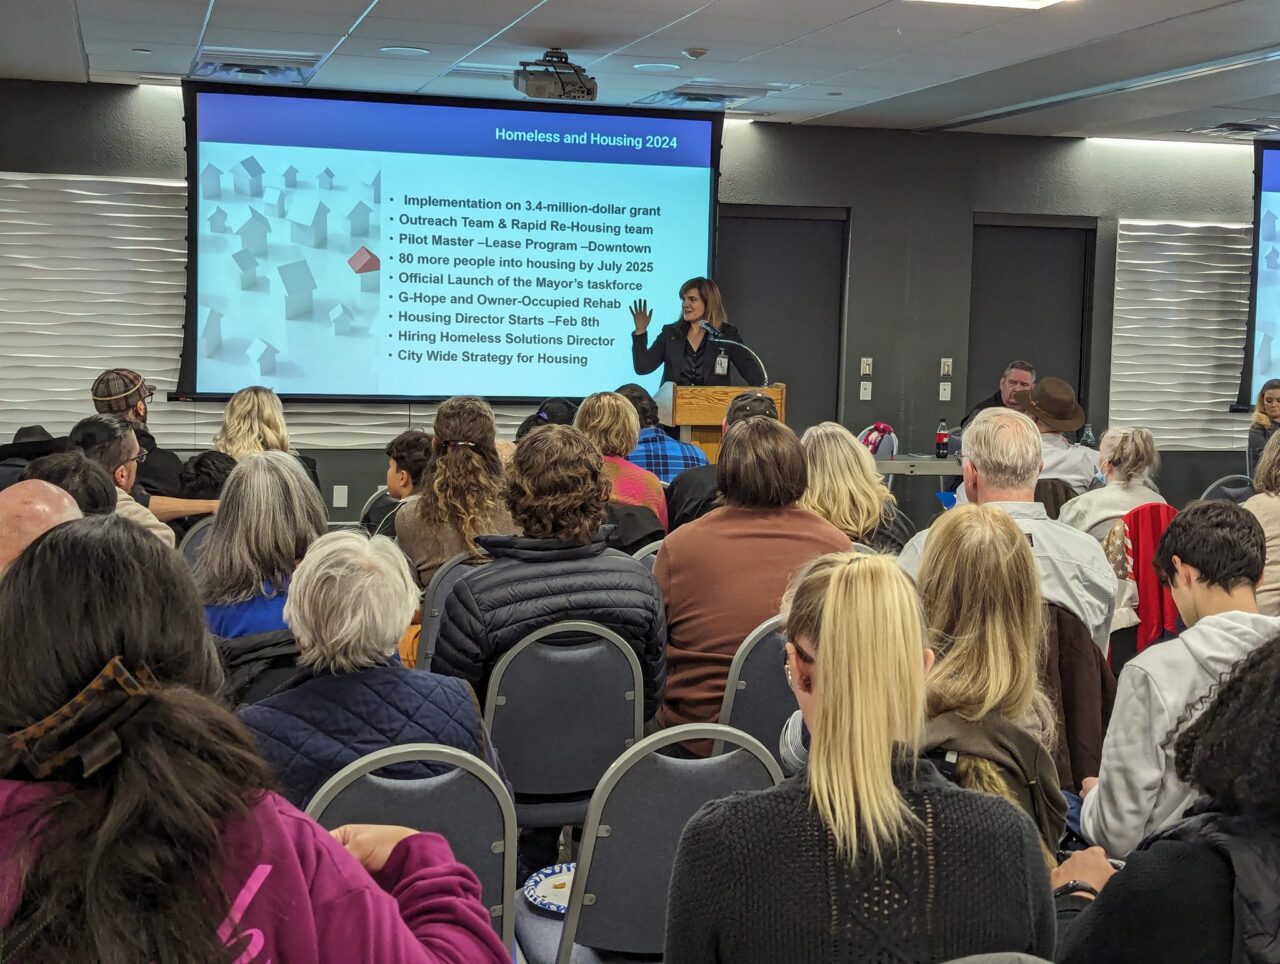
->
[1079,423,1098,449]
[935,418,949,459]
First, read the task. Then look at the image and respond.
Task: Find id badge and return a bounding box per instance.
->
[714,352,729,376]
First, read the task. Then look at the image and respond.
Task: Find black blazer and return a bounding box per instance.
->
[631,321,765,387]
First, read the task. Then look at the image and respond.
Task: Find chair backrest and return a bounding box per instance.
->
[420,551,477,666]
[1199,474,1256,504]
[557,724,782,961]
[179,515,215,567]
[632,540,662,571]
[305,744,516,949]
[715,615,795,764]
[1034,478,1078,520]
[358,484,388,522]
[858,423,899,459]
[483,621,643,797]
[1121,502,1181,653]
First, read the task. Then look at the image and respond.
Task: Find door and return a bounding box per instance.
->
[715,206,847,433]
[966,223,1094,414]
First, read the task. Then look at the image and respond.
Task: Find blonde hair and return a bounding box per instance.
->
[678,277,727,331]
[574,392,640,458]
[212,386,292,459]
[1252,379,1280,430]
[917,505,1056,749]
[962,408,1042,490]
[1100,427,1159,486]
[800,422,896,542]
[783,552,925,864]
[285,530,419,673]
[1256,431,1280,496]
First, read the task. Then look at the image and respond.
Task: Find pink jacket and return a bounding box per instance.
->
[0,780,509,964]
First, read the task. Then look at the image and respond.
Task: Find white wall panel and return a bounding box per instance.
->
[1110,219,1253,451]
[0,172,534,448]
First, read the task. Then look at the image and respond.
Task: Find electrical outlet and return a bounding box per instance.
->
[941,357,953,377]
[860,356,873,377]
[332,484,348,508]
[860,381,872,401]
[939,382,952,401]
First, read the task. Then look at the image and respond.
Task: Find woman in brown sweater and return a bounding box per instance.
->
[654,416,850,746]
[396,396,515,586]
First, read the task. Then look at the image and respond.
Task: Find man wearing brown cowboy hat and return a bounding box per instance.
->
[1011,377,1099,495]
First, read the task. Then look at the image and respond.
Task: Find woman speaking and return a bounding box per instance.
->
[629,277,765,387]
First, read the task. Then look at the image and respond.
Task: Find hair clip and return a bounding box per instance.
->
[0,657,159,781]
[448,440,476,448]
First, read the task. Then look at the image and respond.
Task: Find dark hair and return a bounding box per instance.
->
[717,416,807,508]
[615,383,659,428]
[385,430,431,485]
[1153,501,1265,591]
[68,414,135,474]
[1005,360,1037,380]
[0,515,272,963]
[420,398,504,554]
[506,424,608,544]
[725,390,778,426]
[516,397,578,440]
[1175,634,1280,826]
[21,449,117,515]
[179,450,237,501]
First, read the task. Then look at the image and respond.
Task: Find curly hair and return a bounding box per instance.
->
[1174,633,1280,825]
[506,424,609,544]
[419,397,504,554]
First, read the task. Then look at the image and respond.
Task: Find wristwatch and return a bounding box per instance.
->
[1053,880,1099,899]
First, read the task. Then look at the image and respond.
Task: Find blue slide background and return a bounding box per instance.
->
[1255,147,1280,398]
[193,92,714,399]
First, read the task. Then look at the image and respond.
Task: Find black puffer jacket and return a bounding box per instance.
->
[431,532,667,718]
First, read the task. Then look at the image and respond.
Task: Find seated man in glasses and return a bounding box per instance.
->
[69,415,217,548]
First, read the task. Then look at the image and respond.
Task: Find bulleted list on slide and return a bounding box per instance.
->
[192,90,714,399]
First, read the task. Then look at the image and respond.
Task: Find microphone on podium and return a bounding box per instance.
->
[699,320,770,387]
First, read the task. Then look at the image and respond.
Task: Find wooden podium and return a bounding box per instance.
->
[655,382,787,463]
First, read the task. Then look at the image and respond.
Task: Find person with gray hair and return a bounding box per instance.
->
[196,450,326,639]
[961,359,1037,428]
[238,529,501,808]
[1059,428,1166,543]
[900,407,1117,652]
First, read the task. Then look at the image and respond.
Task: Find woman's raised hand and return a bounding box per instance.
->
[629,299,652,335]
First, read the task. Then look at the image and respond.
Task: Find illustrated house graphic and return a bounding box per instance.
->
[208,207,228,233]
[278,259,317,319]
[348,246,380,293]
[232,248,259,290]
[199,163,222,200]
[283,165,299,188]
[318,167,336,190]
[290,199,329,248]
[233,156,265,197]
[198,307,223,358]
[264,188,287,218]
[248,339,279,376]
[328,303,354,336]
[347,200,372,237]
[1264,210,1278,243]
[367,171,381,204]
[1267,247,1280,272]
[236,209,270,257]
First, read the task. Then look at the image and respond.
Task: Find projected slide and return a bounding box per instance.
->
[1254,146,1280,397]
[191,90,714,399]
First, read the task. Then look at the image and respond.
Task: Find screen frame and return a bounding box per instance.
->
[1236,140,1277,410]
[173,79,723,403]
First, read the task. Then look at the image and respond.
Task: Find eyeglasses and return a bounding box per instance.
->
[124,450,148,466]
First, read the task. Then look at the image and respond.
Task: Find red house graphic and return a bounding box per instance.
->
[348,246,380,293]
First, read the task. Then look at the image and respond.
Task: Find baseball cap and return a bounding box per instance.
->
[91,369,155,414]
[725,391,778,426]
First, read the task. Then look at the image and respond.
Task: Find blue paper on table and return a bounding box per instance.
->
[936,492,958,510]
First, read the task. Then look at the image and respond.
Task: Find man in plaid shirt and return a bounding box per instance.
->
[616,383,707,484]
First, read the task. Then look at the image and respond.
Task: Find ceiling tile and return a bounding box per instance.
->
[75,0,208,26]
[371,0,541,27]
[350,18,498,46]
[207,4,365,35]
[79,17,203,44]
[847,1,1030,34]
[87,49,194,73]
[334,38,476,61]
[707,0,885,24]
[199,27,345,54]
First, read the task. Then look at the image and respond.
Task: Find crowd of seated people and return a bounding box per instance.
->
[4,366,1280,963]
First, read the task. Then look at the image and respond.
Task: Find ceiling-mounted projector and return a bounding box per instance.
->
[514,48,597,101]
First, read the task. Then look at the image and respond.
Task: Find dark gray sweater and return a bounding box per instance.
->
[665,761,1054,963]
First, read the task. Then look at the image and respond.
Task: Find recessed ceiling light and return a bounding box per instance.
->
[133,47,152,54]
[907,0,1071,8]
[633,63,680,72]
[380,45,431,56]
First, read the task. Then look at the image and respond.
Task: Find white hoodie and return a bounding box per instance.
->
[1080,609,1280,857]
